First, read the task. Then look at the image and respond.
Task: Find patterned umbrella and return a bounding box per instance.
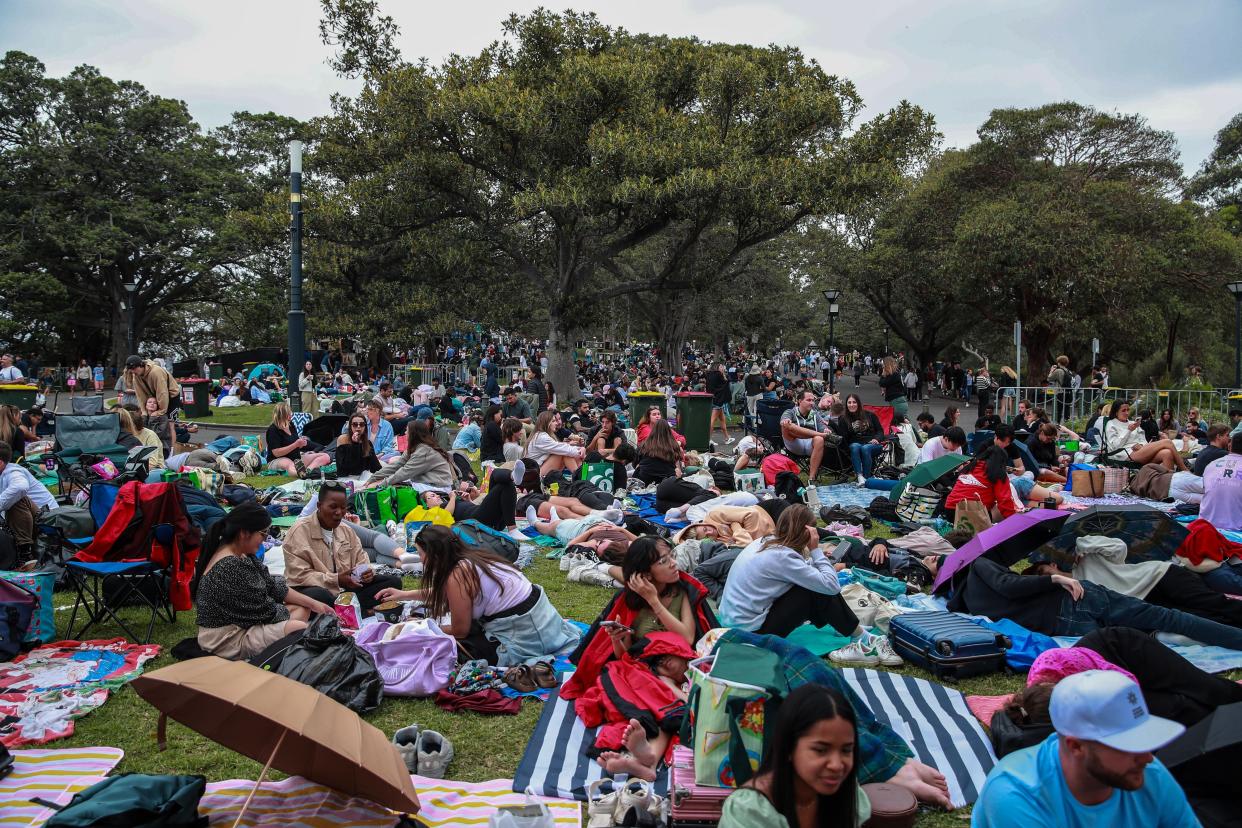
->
[1035,504,1189,568]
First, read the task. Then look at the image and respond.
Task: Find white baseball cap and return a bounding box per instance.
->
[1050,670,1184,753]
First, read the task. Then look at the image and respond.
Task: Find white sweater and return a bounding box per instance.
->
[1071,536,1169,600]
[525,431,580,465]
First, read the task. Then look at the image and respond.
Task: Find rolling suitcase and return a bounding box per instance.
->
[889,610,1009,682]
[668,745,730,827]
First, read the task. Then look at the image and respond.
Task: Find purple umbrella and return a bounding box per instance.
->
[931,509,1071,594]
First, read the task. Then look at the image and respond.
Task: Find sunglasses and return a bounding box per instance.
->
[350,422,366,428]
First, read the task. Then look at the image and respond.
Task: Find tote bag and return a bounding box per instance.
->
[354,619,457,697]
[580,462,614,493]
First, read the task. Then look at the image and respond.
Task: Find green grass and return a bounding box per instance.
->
[190,404,278,427]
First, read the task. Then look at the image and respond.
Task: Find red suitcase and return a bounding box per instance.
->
[669,745,731,826]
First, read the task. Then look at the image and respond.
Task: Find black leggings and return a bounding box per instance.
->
[452,467,517,531]
[295,575,403,613]
[559,480,615,510]
[757,586,860,639]
[655,477,715,515]
[1077,627,1242,726]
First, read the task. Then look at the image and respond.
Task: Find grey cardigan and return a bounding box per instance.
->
[370,444,456,489]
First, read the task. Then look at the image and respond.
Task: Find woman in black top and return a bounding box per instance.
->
[877,357,908,418]
[939,406,960,431]
[335,413,382,478]
[479,404,506,464]
[841,393,884,485]
[635,419,683,485]
[265,401,331,477]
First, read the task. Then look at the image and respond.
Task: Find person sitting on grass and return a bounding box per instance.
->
[720,684,872,827]
[918,426,966,464]
[943,446,1024,521]
[282,482,403,615]
[501,417,525,463]
[194,502,332,660]
[266,402,331,478]
[634,419,685,486]
[375,524,580,667]
[335,413,382,479]
[117,407,165,469]
[363,418,456,493]
[635,406,685,447]
[525,410,584,478]
[1103,400,1188,471]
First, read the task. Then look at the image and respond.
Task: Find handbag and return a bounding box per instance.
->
[733,469,764,494]
[1102,466,1129,495]
[1071,468,1104,497]
[487,790,555,828]
[1,569,55,645]
[580,461,614,493]
[953,499,993,534]
[354,619,457,697]
[896,485,940,522]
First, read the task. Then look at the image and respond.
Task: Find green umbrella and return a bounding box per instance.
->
[889,453,973,502]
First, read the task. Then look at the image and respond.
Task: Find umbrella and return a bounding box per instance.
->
[931,509,1070,594]
[1033,504,1189,569]
[888,453,973,503]
[1158,701,1242,827]
[132,657,419,823]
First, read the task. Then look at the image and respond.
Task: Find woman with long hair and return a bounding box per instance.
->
[299,360,318,419]
[1104,400,1188,471]
[266,401,330,478]
[721,684,869,827]
[997,366,1017,421]
[877,357,908,419]
[118,405,165,468]
[365,417,456,491]
[194,502,331,660]
[479,404,506,464]
[74,359,91,398]
[525,410,584,477]
[375,524,579,666]
[335,412,382,479]
[939,406,960,430]
[635,419,684,485]
[840,394,884,487]
[944,445,1023,520]
[635,406,686,447]
[0,404,23,456]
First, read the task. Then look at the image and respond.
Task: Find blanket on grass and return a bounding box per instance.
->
[515,669,993,808]
[199,775,581,827]
[0,747,124,826]
[0,639,161,747]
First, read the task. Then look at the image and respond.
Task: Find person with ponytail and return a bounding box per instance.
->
[194,502,332,660]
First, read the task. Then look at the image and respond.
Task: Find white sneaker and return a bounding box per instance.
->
[569,563,619,587]
[874,635,905,667]
[828,638,881,668]
[559,550,581,572]
[856,474,867,488]
[415,729,454,778]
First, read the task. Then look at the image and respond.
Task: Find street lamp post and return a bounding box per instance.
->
[1229,283,1242,389]
[883,327,889,357]
[288,140,305,412]
[822,289,840,393]
[123,280,137,356]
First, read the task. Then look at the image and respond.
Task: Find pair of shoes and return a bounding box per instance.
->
[560,547,601,572]
[828,636,904,668]
[392,725,455,777]
[531,660,559,689]
[504,664,538,693]
[568,562,619,587]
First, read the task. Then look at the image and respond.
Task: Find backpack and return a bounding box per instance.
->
[773,470,807,504]
[0,579,37,661]
[38,773,208,827]
[451,519,520,563]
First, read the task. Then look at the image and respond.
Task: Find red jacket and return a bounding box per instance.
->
[562,572,716,701]
[1176,518,1242,570]
[944,460,1021,519]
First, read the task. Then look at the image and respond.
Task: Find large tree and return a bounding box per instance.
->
[314,5,935,395]
[1187,112,1242,235]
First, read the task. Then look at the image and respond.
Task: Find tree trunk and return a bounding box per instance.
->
[546,308,579,406]
[1023,327,1058,385]
[1164,314,1180,380]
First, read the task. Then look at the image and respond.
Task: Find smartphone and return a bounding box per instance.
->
[600,620,632,633]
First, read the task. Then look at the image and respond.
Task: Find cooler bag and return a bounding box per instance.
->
[668,745,730,827]
[0,578,38,660]
[0,570,55,645]
[888,611,1009,682]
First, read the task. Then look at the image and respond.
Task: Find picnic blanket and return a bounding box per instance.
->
[516,670,994,808]
[200,775,581,827]
[1059,492,1178,512]
[0,747,124,826]
[815,483,880,509]
[0,639,161,747]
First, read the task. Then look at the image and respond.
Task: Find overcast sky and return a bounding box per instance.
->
[2,0,1238,175]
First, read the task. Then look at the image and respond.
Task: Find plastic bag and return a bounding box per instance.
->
[276,614,384,713]
[487,790,555,828]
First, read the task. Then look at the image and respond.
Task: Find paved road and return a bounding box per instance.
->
[844,374,967,423]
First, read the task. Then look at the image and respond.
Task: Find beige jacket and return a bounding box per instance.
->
[128,360,181,415]
[281,512,368,595]
[674,506,776,547]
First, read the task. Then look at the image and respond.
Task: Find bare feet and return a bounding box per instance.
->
[888,759,952,809]
[622,718,658,768]
[597,751,657,782]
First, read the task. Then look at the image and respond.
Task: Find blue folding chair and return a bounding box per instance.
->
[35,482,121,569]
[63,523,176,643]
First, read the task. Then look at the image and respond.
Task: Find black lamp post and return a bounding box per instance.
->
[822,289,840,392]
[123,280,137,356]
[883,326,889,356]
[1229,282,1242,389]
[288,140,305,412]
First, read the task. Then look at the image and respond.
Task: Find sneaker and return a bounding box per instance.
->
[828,638,881,668]
[586,780,619,828]
[559,549,582,572]
[415,729,454,778]
[875,635,904,667]
[392,724,421,773]
[569,563,619,587]
[856,474,867,488]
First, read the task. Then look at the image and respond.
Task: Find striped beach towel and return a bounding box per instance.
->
[516,669,995,809]
[200,775,580,827]
[0,747,124,827]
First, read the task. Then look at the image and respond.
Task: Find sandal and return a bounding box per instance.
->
[293,458,308,479]
[585,779,618,828]
[531,660,559,690]
[503,665,537,693]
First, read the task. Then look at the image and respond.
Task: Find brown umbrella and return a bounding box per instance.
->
[132,656,419,823]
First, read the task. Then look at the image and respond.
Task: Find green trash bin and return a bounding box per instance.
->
[178,378,211,418]
[628,391,666,428]
[675,391,713,451]
[208,362,224,381]
[0,383,38,410]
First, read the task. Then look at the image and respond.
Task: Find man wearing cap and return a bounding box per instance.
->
[973,670,1198,827]
[124,356,181,417]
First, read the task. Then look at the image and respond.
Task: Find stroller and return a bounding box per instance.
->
[744,399,851,484]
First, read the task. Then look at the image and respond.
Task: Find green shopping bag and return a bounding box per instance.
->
[351,487,392,526]
[394,486,421,519]
[680,641,788,788]
[580,462,614,493]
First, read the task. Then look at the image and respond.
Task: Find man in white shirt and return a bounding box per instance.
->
[0,442,59,564]
[0,354,23,382]
[918,427,966,464]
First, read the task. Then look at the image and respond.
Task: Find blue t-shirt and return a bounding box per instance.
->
[972,734,1200,828]
[453,422,481,452]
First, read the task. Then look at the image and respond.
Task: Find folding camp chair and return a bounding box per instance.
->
[70,396,105,415]
[52,412,129,497]
[35,481,122,576]
[745,399,851,484]
[62,523,176,644]
[1096,418,1144,471]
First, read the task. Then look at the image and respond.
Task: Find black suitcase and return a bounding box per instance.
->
[889,611,1009,682]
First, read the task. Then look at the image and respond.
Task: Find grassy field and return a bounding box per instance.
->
[50,509,1017,827]
[189,404,278,427]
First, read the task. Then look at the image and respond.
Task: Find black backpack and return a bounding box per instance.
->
[774,471,806,503]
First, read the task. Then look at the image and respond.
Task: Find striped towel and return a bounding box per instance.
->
[201,775,580,827]
[0,747,124,826]
[516,669,996,808]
